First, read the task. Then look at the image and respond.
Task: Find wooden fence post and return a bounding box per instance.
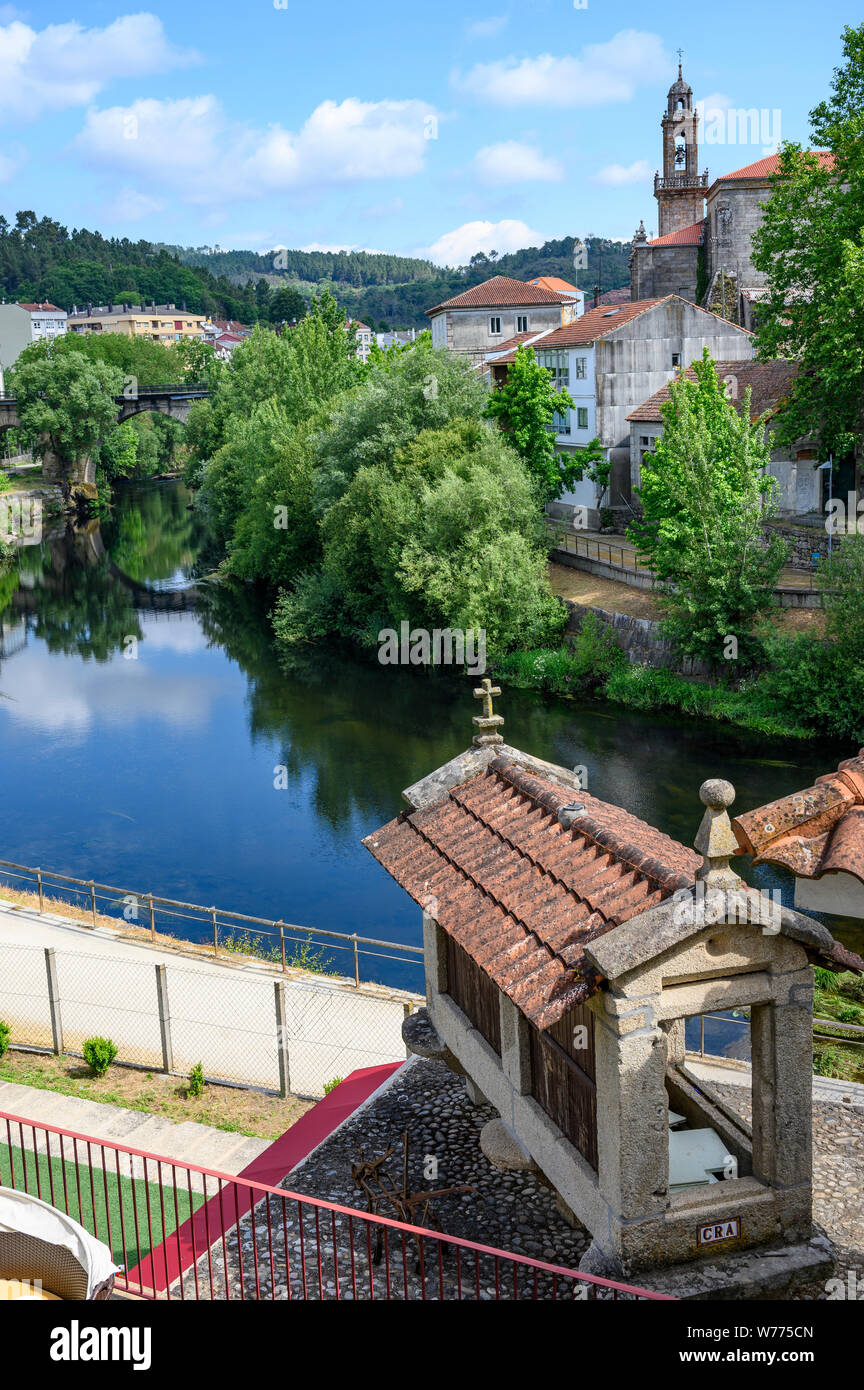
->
[155,964,173,1073]
[274,980,290,1099]
[44,947,63,1055]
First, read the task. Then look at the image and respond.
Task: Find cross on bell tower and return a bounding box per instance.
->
[655,55,707,238]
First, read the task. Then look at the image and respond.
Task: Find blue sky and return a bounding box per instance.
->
[0,0,859,265]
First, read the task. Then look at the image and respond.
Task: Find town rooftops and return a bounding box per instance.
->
[364,750,700,1029]
[18,301,65,313]
[645,221,705,248]
[488,298,666,361]
[733,751,864,889]
[714,151,834,184]
[426,275,573,315]
[527,275,583,297]
[595,287,632,306]
[626,359,797,423]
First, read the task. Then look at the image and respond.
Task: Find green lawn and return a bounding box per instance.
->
[0,1142,205,1273]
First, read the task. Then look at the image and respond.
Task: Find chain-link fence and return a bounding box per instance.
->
[0,940,419,1098]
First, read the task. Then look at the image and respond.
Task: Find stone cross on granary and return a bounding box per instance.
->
[472,678,504,747]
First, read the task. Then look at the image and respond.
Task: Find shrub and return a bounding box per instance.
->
[813,1046,842,1078]
[83,1036,117,1077]
[0,1020,10,1059]
[323,1077,344,1095]
[838,1005,862,1024]
[188,1062,206,1098]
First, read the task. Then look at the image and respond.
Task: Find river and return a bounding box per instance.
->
[1,479,861,1000]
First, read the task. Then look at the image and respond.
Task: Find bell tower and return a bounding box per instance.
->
[655,56,707,237]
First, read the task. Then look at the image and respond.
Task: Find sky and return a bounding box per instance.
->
[0,0,860,266]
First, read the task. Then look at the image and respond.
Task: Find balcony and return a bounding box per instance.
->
[654,170,709,192]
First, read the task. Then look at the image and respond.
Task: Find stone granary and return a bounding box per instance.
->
[363,691,863,1297]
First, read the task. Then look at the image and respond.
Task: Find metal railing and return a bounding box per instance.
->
[0,857,423,993]
[688,1009,864,1063]
[0,1110,672,1300]
[546,522,654,574]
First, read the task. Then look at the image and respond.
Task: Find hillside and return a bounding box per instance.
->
[171,235,633,329]
[0,211,633,331]
[0,211,259,321]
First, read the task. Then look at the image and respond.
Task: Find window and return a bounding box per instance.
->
[671,353,681,367]
[489,316,502,335]
[516,315,528,333]
[574,357,587,379]
[640,435,650,447]
[577,408,589,430]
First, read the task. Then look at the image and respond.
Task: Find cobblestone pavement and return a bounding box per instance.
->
[179,1062,861,1300]
[181,1059,597,1300]
[712,1081,864,1300]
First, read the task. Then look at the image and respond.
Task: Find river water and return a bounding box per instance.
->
[1,480,860,998]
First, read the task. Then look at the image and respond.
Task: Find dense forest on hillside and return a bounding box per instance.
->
[0,211,259,320]
[0,211,632,331]
[171,236,633,329]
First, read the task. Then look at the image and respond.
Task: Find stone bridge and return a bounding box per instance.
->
[0,384,208,494]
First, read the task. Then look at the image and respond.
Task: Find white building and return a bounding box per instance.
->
[0,301,67,376]
[426,275,581,366]
[348,320,373,363]
[487,295,754,525]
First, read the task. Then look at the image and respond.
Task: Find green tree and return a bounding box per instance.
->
[484,345,586,503]
[751,23,864,456]
[269,285,307,325]
[11,344,123,471]
[628,351,788,665]
[818,533,864,657]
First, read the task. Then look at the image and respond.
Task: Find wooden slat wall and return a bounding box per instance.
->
[444,935,501,1055]
[529,1005,597,1170]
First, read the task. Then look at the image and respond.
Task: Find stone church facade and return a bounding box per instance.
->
[630,66,829,328]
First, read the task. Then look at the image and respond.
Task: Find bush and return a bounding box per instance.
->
[495,613,624,696]
[0,1020,10,1059]
[187,1062,206,1098]
[813,1046,843,1079]
[323,1076,344,1095]
[83,1036,117,1077]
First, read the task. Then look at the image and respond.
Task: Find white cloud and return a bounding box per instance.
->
[465,15,508,39]
[108,186,166,221]
[299,241,385,253]
[0,14,198,121]
[0,148,24,182]
[74,94,438,205]
[453,30,669,107]
[424,219,548,267]
[592,159,652,187]
[473,140,563,185]
[695,92,735,118]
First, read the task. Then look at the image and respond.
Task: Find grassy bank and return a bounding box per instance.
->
[494,614,862,743]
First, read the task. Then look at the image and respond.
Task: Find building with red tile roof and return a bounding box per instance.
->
[733,751,864,920]
[427,274,581,365]
[0,300,67,371]
[364,699,860,1290]
[625,357,821,518]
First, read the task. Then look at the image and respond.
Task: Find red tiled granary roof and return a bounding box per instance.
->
[363,758,700,1030]
[426,275,573,314]
[733,751,864,889]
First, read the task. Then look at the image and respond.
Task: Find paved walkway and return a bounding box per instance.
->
[0,896,414,1097]
[0,1079,271,1188]
[686,1055,864,1109]
[549,526,820,594]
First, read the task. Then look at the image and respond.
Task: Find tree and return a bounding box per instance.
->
[11,343,123,470]
[751,23,864,457]
[628,351,788,666]
[818,533,864,658]
[269,285,307,325]
[484,345,591,503]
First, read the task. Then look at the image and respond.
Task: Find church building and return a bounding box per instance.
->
[629,64,832,329]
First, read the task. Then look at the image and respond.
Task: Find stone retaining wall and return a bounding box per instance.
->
[564,599,714,677]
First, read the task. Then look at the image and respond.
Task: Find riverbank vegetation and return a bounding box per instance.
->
[187,294,565,662]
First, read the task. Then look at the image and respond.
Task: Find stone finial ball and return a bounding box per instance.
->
[699,778,735,809]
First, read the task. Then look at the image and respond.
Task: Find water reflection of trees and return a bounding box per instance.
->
[100,481,206,586]
[8,525,143,662]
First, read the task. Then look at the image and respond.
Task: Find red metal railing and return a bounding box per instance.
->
[0,1110,672,1301]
